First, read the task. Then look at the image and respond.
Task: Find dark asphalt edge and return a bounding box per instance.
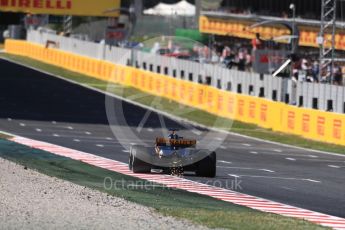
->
[1,55,344,159]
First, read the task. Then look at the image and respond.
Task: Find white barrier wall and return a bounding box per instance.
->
[26,30,345,114]
[27,30,130,65]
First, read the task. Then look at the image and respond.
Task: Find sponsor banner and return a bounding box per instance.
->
[260,104,268,123]
[199,16,345,51]
[238,99,245,118]
[226,93,236,118]
[216,92,224,114]
[199,15,288,40]
[248,100,256,120]
[317,116,326,137]
[333,119,342,140]
[287,110,296,131]
[0,0,120,17]
[302,113,311,134]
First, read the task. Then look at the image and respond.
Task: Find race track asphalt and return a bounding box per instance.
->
[0,58,344,218]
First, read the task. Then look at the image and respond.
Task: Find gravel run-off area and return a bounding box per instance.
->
[0,157,208,230]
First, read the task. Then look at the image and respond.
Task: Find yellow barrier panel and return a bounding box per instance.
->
[5,39,345,146]
[282,106,303,136]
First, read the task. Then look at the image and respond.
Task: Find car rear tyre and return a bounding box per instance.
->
[132,154,151,173]
[129,151,133,171]
[196,152,216,177]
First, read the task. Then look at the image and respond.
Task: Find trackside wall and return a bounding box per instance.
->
[5,39,345,146]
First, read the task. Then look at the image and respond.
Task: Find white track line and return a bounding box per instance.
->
[228,174,320,183]
[286,158,296,161]
[217,166,275,173]
[328,165,341,169]
[217,160,232,164]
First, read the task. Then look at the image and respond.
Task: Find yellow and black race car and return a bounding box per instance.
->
[128,137,216,177]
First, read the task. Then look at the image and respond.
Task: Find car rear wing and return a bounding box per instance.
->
[156,138,196,147]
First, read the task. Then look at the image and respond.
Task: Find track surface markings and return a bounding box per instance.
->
[262,169,275,173]
[328,165,341,169]
[218,166,275,173]
[10,136,344,229]
[217,160,232,164]
[286,158,296,161]
[228,174,321,183]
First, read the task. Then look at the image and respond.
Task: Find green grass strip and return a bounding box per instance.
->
[0,138,326,229]
[1,52,344,155]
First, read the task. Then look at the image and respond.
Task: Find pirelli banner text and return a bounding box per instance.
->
[5,39,345,147]
[0,0,120,17]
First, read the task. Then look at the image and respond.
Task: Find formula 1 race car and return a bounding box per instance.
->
[128,137,216,177]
